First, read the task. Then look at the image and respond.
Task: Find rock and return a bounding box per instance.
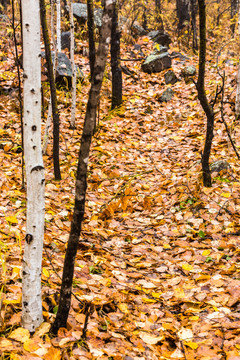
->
[94,8,103,27]
[41,52,72,87]
[132,44,144,57]
[131,23,147,37]
[72,3,103,27]
[142,48,171,74]
[181,65,196,83]
[148,30,171,47]
[158,88,175,102]
[61,31,71,51]
[182,65,196,77]
[170,51,189,61]
[164,70,178,85]
[210,160,230,173]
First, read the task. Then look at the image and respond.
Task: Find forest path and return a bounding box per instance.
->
[1,41,240,358]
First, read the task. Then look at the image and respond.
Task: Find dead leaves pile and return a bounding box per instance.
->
[1,13,240,360]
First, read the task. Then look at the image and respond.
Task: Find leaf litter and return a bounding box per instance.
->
[0,9,240,360]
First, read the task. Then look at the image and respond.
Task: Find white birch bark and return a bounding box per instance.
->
[56,0,61,53]
[235,4,240,116]
[69,0,76,128]
[22,0,45,332]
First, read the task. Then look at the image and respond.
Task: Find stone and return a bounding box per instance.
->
[170,51,189,61]
[72,3,103,27]
[41,52,72,87]
[182,65,196,77]
[148,30,172,47]
[142,48,171,74]
[158,88,175,102]
[164,70,178,85]
[61,31,71,51]
[210,160,230,173]
[131,23,147,37]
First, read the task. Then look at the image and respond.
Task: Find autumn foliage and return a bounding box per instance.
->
[0,0,240,359]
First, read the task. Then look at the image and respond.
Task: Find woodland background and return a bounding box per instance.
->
[0,0,240,359]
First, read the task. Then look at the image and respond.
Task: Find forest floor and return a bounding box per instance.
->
[1,13,240,360]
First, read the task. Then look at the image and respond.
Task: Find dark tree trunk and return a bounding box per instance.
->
[142,4,148,31]
[40,0,61,180]
[12,0,24,188]
[51,0,115,334]
[176,0,190,30]
[190,0,198,50]
[111,1,122,109]
[196,0,214,187]
[87,0,95,81]
[155,0,164,30]
[230,0,238,34]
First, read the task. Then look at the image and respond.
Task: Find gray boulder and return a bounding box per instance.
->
[42,52,72,87]
[158,88,175,102]
[142,47,171,74]
[164,70,178,85]
[210,160,230,173]
[182,65,196,77]
[148,30,171,47]
[181,65,197,83]
[72,3,103,27]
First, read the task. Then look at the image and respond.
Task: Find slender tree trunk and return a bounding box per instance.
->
[230,0,238,34]
[40,0,61,180]
[21,0,45,332]
[176,0,190,31]
[12,0,24,188]
[56,0,61,53]
[197,0,214,187]
[69,0,76,128]
[190,0,198,50]
[51,0,115,334]
[87,0,96,81]
[155,0,164,30]
[235,5,240,118]
[142,1,148,30]
[111,0,122,109]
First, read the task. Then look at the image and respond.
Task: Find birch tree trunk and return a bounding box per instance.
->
[21,0,45,332]
[52,0,115,334]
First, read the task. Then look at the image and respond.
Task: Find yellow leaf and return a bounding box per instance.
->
[23,338,40,352]
[184,341,199,350]
[220,192,231,198]
[163,243,171,249]
[34,322,51,337]
[151,292,162,299]
[118,303,129,313]
[9,328,30,343]
[42,267,50,278]
[44,346,61,360]
[174,287,185,299]
[189,316,199,321]
[202,249,211,256]
[142,298,157,303]
[6,216,18,224]
[182,263,193,272]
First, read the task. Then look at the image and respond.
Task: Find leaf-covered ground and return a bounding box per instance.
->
[1,12,240,360]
